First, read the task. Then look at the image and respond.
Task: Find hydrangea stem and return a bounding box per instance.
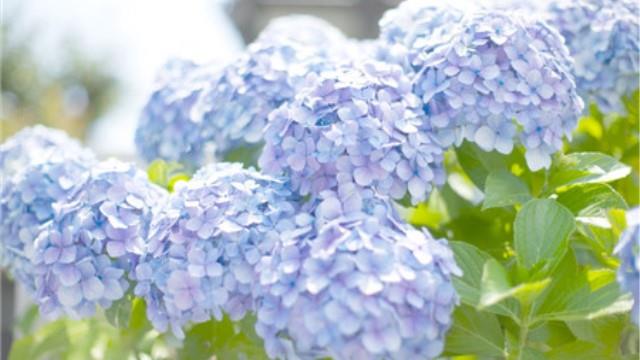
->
[511,303,531,360]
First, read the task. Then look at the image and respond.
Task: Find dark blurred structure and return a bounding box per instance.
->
[226,0,401,42]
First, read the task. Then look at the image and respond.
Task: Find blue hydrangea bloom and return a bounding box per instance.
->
[614,207,639,324]
[191,16,347,155]
[135,59,221,168]
[254,188,461,359]
[545,0,639,113]
[259,60,446,205]
[379,0,467,68]
[30,160,166,318]
[136,16,347,169]
[0,125,90,179]
[381,5,584,171]
[0,126,96,291]
[133,163,299,338]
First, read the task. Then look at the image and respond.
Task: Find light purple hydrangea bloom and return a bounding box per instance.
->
[133,163,299,338]
[379,0,468,68]
[135,16,347,168]
[381,4,584,171]
[30,160,166,318]
[0,126,96,291]
[135,59,221,168]
[254,187,461,359]
[191,16,347,153]
[545,0,639,113]
[260,60,446,205]
[614,207,639,324]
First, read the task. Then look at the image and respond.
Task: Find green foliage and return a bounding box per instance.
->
[147,159,192,192]
[514,199,575,273]
[482,170,532,210]
[179,315,268,360]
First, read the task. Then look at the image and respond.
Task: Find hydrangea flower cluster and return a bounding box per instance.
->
[136,15,347,169]
[545,0,640,113]
[254,188,461,359]
[378,0,467,67]
[30,160,167,318]
[192,16,347,151]
[133,163,299,337]
[614,207,639,324]
[0,126,96,292]
[135,59,221,168]
[380,5,584,170]
[260,60,446,205]
[0,125,90,178]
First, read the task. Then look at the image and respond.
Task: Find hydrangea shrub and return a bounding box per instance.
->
[2,2,639,359]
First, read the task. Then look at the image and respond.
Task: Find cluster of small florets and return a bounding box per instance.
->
[260,60,446,205]
[192,16,347,154]
[29,160,167,318]
[254,188,461,359]
[135,16,347,169]
[544,0,639,113]
[135,59,221,168]
[0,126,96,292]
[378,0,467,68]
[615,207,639,324]
[380,5,584,170]
[133,163,299,337]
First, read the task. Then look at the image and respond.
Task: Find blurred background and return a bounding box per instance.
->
[0,1,400,358]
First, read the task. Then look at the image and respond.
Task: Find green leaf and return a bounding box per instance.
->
[514,199,576,272]
[104,296,132,328]
[455,141,510,189]
[168,173,191,192]
[557,183,627,218]
[147,159,191,191]
[444,305,506,357]
[566,315,637,357]
[180,317,235,360]
[549,152,632,190]
[482,169,531,209]
[478,259,512,308]
[547,341,609,359]
[128,297,149,331]
[222,143,263,168]
[16,304,39,335]
[179,315,268,360]
[450,242,519,320]
[478,259,550,309]
[147,159,169,187]
[531,253,630,323]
